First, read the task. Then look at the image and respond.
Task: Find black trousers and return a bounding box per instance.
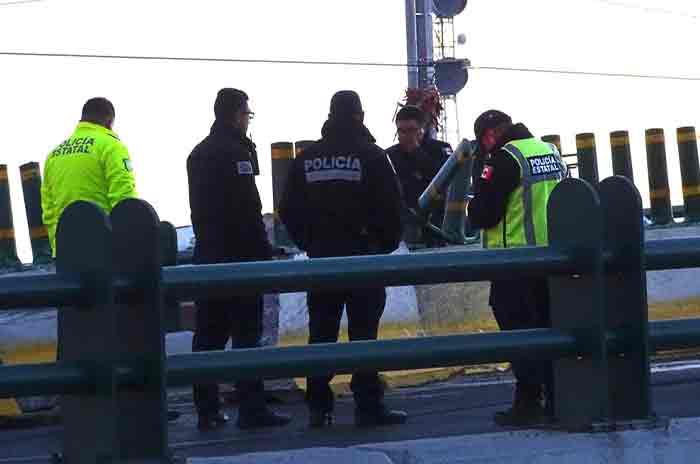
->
[490,278,553,402]
[306,288,386,413]
[192,294,265,416]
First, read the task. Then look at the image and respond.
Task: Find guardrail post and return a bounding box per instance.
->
[160,220,182,332]
[576,133,600,185]
[271,142,295,248]
[677,127,700,222]
[111,199,170,463]
[645,128,673,225]
[598,176,654,425]
[609,131,635,183]
[542,134,562,154]
[56,201,120,463]
[547,177,608,430]
[19,162,52,265]
[0,164,21,269]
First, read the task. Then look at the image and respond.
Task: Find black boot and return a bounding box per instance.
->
[197,412,229,431]
[355,406,407,427]
[494,383,545,427]
[236,408,292,430]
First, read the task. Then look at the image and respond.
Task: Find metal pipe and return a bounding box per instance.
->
[610,131,634,182]
[19,162,52,265]
[417,138,470,214]
[677,127,700,222]
[0,164,20,269]
[405,0,419,88]
[0,272,83,309]
[162,246,577,301]
[576,133,600,184]
[167,328,580,386]
[649,318,700,351]
[0,362,93,398]
[645,128,673,225]
[441,139,474,243]
[644,237,700,271]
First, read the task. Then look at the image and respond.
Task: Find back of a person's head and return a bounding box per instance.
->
[395,105,426,126]
[329,90,364,121]
[214,88,248,122]
[81,97,115,127]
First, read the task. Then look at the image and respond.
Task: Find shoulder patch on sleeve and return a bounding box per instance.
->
[237,160,254,175]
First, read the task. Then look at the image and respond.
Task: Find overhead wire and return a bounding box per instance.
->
[0,0,49,6]
[584,0,699,21]
[1,51,699,82]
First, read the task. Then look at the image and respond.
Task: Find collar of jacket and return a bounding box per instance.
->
[76,121,120,140]
[210,120,260,175]
[494,123,534,151]
[321,118,376,145]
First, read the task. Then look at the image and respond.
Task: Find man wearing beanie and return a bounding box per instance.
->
[280,90,407,428]
[467,110,567,426]
[186,88,291,431]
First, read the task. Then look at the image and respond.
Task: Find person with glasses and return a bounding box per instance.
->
[386,105,445,247]
[186,88,291,431]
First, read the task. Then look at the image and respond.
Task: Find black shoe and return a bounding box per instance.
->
[355,407,407,427]
[309,410,333,428]
[237,409,292,430]
[494,404,546,427]
[197,412,229,431]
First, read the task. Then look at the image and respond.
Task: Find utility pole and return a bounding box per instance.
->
[406,0,434,90]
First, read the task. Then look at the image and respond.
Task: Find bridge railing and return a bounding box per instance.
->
[1,176,700,462]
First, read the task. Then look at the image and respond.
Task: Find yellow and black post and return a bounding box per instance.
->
[271,142,295,248]
[677,127,700,222]
[610,131,634,182]
[576,133,600,184]
[542,134,562,154]
[645,128,673,225]
[0,164,20,269]
[19,162,52,264]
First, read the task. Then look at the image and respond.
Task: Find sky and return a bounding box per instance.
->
[0,0,699,262]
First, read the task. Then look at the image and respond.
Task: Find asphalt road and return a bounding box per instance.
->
[2,360,700,463]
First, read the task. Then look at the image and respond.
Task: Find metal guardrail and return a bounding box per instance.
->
[0,176,699,461]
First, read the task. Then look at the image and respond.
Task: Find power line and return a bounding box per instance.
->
[586,0,698,21]
[1,50,699,82]
[0,0,48,6]
[473,65,700,82]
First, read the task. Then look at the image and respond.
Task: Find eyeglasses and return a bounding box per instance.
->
[397,127,421,135]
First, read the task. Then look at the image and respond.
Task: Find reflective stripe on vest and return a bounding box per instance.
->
[483,138,565,249]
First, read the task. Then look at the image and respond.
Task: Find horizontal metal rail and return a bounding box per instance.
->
[160,247,578,301]
[167,328,580,386]
[3,237,700,310]
[0,362,93,398]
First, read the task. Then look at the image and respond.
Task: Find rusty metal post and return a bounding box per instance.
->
[271,142,295,248]
[645,129,673,225]
[19,162,52,265]
[576,133,600,184]
[0,165,20,269]
[677,127,700,222]
[610,131,634,183]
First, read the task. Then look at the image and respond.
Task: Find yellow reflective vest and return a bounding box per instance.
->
[482,138,566,249]
[41,122,137,255]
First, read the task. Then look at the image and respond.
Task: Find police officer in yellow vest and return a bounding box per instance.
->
[467,110,566,426]
[42,98,137,256]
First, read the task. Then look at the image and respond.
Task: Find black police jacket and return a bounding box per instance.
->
[387,144,444,229]
[186,121,272,263]
[279,118,403,258]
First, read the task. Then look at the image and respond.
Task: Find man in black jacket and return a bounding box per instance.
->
[387,106,444,245]
[186,88,291,431]
[280,90,407,428]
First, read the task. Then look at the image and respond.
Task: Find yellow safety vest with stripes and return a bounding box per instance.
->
[483,138,566,249]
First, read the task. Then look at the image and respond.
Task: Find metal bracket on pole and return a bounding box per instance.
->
[56,201,119,463]
[111,199,170,463]
[547,178,609,431]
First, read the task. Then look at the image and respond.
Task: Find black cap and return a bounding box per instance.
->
[215,88,248,121]
[474,110,512,141]
[329,90,363,118]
